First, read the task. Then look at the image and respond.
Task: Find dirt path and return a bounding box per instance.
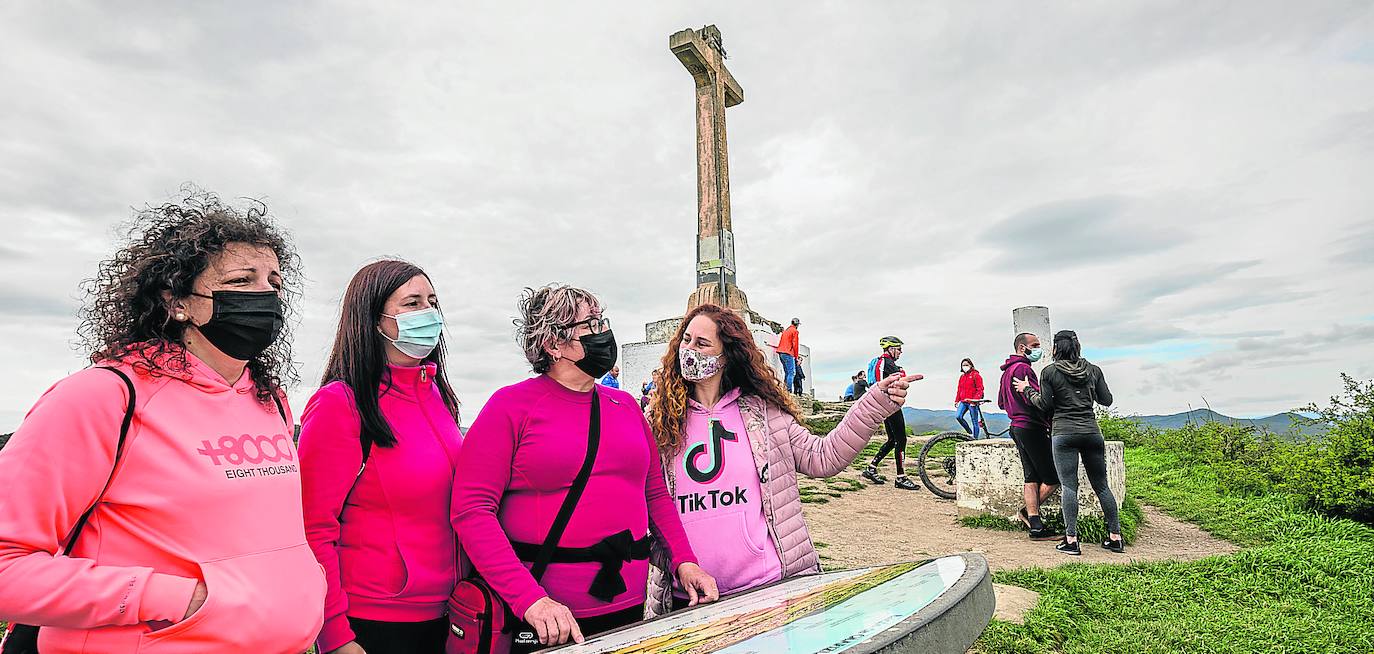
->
[802,466,1238,572]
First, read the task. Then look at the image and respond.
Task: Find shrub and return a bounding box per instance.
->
[1272,375,1374,522]
[804,416,841,435]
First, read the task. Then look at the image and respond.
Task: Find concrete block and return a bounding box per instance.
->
[954,439,1124,522]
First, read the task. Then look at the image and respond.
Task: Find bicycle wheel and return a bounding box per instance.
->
[918,431,972,499]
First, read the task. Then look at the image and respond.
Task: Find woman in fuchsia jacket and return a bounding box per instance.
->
[0,191,324,654]
[300,260,464,654]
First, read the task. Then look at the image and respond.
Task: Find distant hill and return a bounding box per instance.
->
[902,407,1318,437]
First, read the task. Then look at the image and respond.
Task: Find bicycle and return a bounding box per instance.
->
[917,399,1009,499]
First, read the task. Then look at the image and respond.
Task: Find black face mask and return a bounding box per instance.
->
[189,290,284,361]
[572,329,618,379]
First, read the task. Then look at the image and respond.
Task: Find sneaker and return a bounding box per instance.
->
[1028,526,1061,541]
[861,465,887,485]
[1056,539,1081,555]
[894,475,920,491]
[1101,538,1126,553]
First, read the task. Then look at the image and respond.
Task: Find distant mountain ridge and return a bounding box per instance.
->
[901,406,1314,436]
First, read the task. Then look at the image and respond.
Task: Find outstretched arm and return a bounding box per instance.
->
[790,374,919,477]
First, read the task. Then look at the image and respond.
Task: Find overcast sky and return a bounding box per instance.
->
[2,2,1372,429]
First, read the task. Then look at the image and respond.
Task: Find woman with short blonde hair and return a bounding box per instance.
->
[452,284,717,653]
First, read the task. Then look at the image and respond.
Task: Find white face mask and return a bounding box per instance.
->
[679,345,725,382]
[962,365,971,373]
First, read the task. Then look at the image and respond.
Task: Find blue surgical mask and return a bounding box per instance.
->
[1025,347,1043,363]
[380,307,444,359]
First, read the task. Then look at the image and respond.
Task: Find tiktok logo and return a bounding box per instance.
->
[684,420,736,484]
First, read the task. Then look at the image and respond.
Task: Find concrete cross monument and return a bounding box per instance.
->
[672,25,750,314]
[619,25,813,402]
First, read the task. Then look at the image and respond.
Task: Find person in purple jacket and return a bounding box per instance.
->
[997,332,1060,541]
[451,284,717,653]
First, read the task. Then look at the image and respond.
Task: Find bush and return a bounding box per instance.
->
[1097,376,1374,523]
[1271,374,1374,522]
[804,416,841,435]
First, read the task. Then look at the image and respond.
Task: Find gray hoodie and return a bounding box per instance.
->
[1025,359,1113,437]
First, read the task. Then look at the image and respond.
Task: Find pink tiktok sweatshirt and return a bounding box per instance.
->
[0,346,325,654]
[299,363,465,653]
[450,374,698,619]
[670,388,783,597]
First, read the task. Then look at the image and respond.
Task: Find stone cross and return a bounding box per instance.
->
[671,25,752,313]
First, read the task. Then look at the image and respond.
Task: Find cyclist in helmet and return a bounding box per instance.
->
[862,337,924,490]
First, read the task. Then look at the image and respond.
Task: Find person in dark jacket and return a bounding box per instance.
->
[843,371,869,401]
[998,333,1059,541]
[1013,330,1122,555]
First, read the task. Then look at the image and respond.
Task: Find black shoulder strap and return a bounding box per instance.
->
[61,367,136,556]
[270,391,290,429]
[529,389,601,581]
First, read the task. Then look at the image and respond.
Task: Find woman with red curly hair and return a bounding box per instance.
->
[644,305,922,616]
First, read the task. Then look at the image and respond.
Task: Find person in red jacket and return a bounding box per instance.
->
[774,318,801,395]
[954,358,985,439]
[299,260,465,654]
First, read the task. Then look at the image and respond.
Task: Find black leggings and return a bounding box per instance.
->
[1052,433,1121,537]
[348,616,448,654]
[872,413,908,474]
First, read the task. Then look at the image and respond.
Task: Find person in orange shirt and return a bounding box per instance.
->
[774,318,801,395]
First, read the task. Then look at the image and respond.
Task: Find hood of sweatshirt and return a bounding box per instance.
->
[1053,358,1094,385]
[688,386,743,415]
[111,342,257,396]
[1001,355,1031,371]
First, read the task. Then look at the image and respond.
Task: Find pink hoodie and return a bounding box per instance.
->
[299,363,464,653]
[451,375,697,620]
[0,346,325,654]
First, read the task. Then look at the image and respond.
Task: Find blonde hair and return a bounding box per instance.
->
[514,284,603,373]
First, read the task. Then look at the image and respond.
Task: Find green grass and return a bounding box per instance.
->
[959,496,1144,545]
[975,446,1374,653]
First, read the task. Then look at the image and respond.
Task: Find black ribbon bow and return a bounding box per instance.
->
[585,529,649,602]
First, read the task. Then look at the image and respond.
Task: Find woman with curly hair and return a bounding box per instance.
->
[0,190,325,654]
[644,304,922,617]
[299,260,464,654]
[451,284,716,653]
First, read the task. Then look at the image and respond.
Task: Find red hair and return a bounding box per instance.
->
[649,304,803,456]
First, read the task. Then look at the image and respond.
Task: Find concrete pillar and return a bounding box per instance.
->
[1012,306,1051,376]
[955,439,1125,522]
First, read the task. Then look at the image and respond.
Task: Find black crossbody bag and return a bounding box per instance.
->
[447,389,602,654]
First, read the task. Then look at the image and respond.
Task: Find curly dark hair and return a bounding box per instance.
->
[77,186,302,402]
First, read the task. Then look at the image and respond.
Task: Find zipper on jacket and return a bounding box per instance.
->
[420,367,428,383]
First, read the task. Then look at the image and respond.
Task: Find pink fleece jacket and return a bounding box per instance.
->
[0,346,325,654]
[450,375,697,619]
[299,363,464,653]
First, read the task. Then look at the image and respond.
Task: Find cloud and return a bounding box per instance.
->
[0,1,1372,425]
[980,195,1182,271]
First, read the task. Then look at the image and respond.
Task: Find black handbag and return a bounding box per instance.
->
[448,388,603,654]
